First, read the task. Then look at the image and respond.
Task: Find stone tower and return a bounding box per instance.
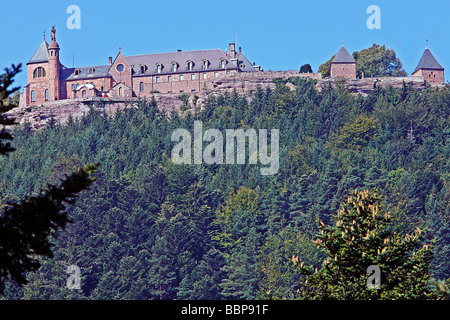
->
[47,25,61,100]
[330,44,356,79]
[412,47,444,83]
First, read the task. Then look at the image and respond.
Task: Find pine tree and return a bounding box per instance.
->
[0,64,98,294]
[294,189,447,300]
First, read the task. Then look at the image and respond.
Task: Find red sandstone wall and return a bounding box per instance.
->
[412,69,444,83]
[331,63,356,79]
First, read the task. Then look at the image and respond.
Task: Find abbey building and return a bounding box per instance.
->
[21,26,259,106]
[21,27,445,107]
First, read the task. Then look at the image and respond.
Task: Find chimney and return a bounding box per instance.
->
[239,46,242,53]
[109,57,112,65]
[177,49,182,52]
[229,43,236,59]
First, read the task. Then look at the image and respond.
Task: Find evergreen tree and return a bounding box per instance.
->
[295,189,447,300]
[0,64,98,294]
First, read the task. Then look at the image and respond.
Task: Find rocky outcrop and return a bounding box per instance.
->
[8,71,448,130]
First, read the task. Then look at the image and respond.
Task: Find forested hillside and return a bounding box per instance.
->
[1,78,450,299]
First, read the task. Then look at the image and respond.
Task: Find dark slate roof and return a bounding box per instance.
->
[234,51,257,72]
[61,65,111,81]
[27,40,49,64]
[413,48,444,73]
[126,49,240,75]
[331,45,355,63]
[60,48,256,80]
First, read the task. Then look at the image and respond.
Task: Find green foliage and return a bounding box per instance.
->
[299,64,313,73]
[353,44,407,78]
[318,55,334,78]
[0,65,98,295]
[0,68,449,300]
[295,189,445,300]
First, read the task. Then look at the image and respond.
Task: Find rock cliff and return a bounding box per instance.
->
[8,71,447,130]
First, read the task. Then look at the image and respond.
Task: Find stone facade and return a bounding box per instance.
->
[20,27,259,107]
[412,68,445,84]
[331,63,357,79]
[19,27,446,108]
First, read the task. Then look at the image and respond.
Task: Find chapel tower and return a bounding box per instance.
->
[412,47,445,83]
[47,25,61,100]
[330,44,356,79]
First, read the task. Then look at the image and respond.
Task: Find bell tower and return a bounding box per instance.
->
[48,25,61,100]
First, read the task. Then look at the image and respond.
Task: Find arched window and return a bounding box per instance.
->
[172,62,178,72]
[187,61,194,71]
[220,59,226,69]
[118,87,123,97]
[74,69,81,76]
[88,68,95,74]
[45,89,49,100]
[202,60,209,70]
[140,65,146,74]
[33,67,46,78]
[140,82,144,92]
[82,90,87,98]
[156,63,162,73]
[31,90,35,102]
[71,84,75,90]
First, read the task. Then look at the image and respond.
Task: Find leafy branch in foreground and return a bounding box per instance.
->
[0,164,99,294]
[0,64,99,294]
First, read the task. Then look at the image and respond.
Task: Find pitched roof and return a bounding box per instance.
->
[331,45,355,64]
[60,48,256,80]
[413,48,444,73]
[61,65,111,81]
[27,39,49,64]
[125,49,239,75]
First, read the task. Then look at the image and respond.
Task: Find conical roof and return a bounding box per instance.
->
[331,45,355,63]
[28,39,49,64]
[413,48,444,73]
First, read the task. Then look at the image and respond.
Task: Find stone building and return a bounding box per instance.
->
[412,47,445,83]
[330,44,356,79]
[21,26,259,106]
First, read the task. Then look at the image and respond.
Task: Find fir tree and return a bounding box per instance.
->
[294,189,447,300]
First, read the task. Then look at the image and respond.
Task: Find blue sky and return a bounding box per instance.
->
[1,0,449,89]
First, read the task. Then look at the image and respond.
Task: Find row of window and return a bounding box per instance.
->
[129,59,227,75]
[30,89,49,102]
[152,71,220,84]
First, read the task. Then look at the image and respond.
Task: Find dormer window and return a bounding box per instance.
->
[172,62,178,72]
[202,60,209,70]
[139,65,147,74]
[156,63,163,73]
[74,69,81,76]
[187,61,194,71]
[220,59,226,69]
[88,68,95,74]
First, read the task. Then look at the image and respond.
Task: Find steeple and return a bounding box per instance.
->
[332,45,355,63]
[330,44,356,79]
[412,48,444,74]
[27,39,49,64]
[412,47,444,83]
